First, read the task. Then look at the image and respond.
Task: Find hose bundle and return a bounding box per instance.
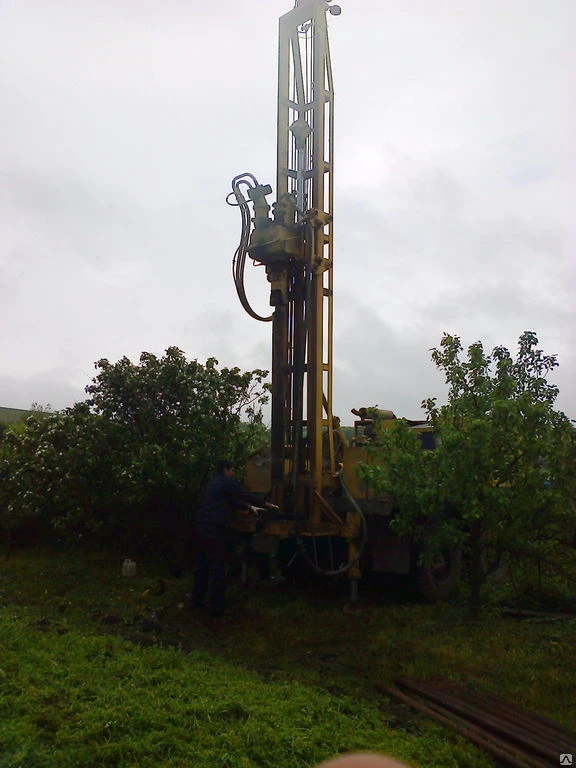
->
[227,173,272,323]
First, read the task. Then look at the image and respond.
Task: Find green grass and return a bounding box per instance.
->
[0,547,574,767]
[1,613,410,768]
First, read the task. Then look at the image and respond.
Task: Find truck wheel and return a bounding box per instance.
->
[481,548,508,583]
[417,548,462,601]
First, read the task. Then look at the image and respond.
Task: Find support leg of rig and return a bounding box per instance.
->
[350,579,359,604]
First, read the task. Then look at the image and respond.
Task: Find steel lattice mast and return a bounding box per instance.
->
[229,0,342,522]
[277,0,337,508]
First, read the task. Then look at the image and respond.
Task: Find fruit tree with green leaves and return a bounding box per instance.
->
[0,348,269,559]
[360,332,576,615]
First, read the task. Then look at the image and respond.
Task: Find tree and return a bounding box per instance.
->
[1,348,269,559]
[360,332,576,615]
[0,415,57,554]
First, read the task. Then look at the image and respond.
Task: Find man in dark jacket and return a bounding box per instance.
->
[190,460,277,617]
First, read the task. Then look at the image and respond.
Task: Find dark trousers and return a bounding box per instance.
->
[191,525,227,614]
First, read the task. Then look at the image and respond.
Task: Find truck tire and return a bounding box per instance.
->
[417,547,462,601]
[481,549,508,583]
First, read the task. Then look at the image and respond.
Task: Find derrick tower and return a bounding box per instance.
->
[229,0,342,522]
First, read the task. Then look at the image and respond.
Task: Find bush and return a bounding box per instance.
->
[0,348,269,559]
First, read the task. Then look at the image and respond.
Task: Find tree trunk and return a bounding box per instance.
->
[4,526,11,560]
[468,521,483,619]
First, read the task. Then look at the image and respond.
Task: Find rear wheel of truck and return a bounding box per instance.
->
[416,547,462,601]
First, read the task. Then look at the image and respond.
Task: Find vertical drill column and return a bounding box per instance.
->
[271,303,288,492]
[275,0,336,509]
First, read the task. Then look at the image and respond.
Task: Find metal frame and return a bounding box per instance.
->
[228,1,361,581]
[276,0,336,515]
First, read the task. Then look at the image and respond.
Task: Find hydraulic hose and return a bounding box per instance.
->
[227,173,272,323]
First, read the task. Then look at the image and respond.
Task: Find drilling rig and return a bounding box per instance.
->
[228,0,461,600]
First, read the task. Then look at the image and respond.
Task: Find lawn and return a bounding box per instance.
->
[1,546,574,767]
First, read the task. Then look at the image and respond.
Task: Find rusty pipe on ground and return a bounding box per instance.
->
[379,685,551,768]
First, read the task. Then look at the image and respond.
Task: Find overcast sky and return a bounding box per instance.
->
[1,0,575,423]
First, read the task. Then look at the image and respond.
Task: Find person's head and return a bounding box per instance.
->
[315,755,410,768]
[216,460,235,477]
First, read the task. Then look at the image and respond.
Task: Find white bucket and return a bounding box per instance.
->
[121,558,137,577]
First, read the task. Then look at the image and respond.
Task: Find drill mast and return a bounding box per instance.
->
[230,0,341,520]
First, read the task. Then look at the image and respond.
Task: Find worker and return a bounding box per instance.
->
[190,460,277,617]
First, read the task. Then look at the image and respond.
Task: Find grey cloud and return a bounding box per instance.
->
[333,297,446,421]
[0,0,574,424]
[0,168,117,219]
[333,294,576,423]
[0,369,86,412]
